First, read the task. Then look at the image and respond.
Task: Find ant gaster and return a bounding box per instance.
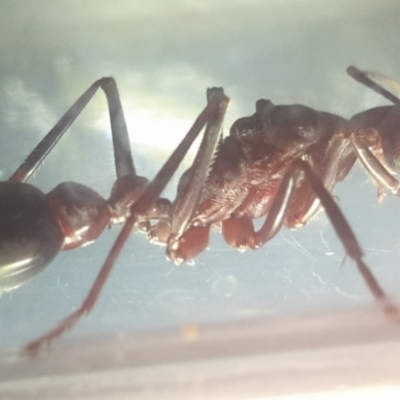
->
[0,66,399,355]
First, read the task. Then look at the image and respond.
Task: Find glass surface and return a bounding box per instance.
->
[1,0,400,396]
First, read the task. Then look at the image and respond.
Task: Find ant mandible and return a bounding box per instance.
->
[0,66,399,355]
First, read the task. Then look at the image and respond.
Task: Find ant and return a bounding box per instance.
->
[1,66,399,356]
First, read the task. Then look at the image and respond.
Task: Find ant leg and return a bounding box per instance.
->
[223,132,356,249]
[23,89,230,355]
[223,159,396,314]
[347,66,400,104]
[222,162,299,250]
[133,88,229,219]
[350,134,400,197]
[290,160,397,314]
[159,88,229,262]
[347,67,400,195]
[10,77,135,183]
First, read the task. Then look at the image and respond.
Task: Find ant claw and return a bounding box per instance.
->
[383,301,400,322]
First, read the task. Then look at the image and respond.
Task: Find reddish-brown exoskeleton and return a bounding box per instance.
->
[1,66,399,355]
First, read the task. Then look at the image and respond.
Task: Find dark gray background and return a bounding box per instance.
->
[1,0,400,350]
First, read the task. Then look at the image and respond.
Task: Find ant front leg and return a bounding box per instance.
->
[23,88,230,355]
[350,131,400,201]
[347,66,400,202]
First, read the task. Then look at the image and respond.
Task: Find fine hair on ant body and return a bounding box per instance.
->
[1,66,399,355]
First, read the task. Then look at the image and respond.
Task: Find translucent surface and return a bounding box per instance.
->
[2,309,400,399]
[1,0,400,395]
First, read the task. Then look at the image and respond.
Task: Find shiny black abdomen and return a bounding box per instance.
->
[0,181,64,291]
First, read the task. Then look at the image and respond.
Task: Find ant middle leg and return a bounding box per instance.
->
[223,158,397,315]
